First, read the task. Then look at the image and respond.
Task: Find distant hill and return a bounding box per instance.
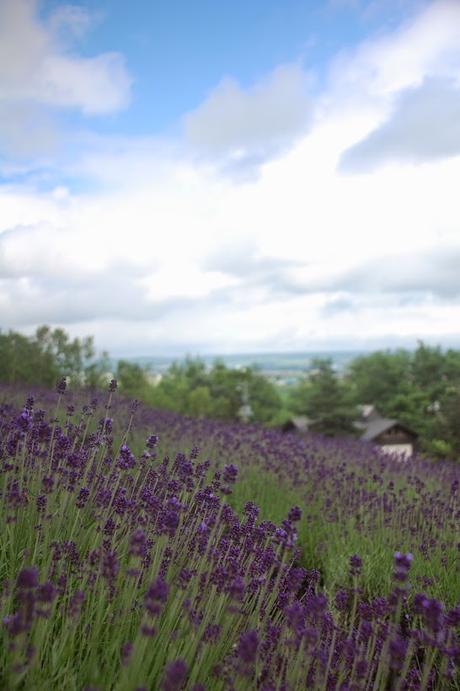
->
[114,350,367,382]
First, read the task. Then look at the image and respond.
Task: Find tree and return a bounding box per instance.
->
[431,385,460,458]
[0,326,100,387]
[116,361,150,398]
[300,358,358,436]
[345,350,411,410]
[84,351,112,389]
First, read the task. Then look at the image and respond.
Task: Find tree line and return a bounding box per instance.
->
[2,327,460,459]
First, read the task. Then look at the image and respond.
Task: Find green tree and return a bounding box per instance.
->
[301,358,358,436]
[116,360,150,398]
[84,351,112,389]
[345,349,412,410]
[431,385,460,458]
[0,325,101,387]
[246,368,282,424]
[186,385,213,417]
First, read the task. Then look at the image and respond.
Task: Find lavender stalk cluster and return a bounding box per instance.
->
[0,384,458,690]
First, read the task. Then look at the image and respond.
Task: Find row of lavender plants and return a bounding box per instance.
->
[0,382,459,689]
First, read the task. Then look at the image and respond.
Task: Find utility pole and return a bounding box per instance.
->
[237,377,253,423]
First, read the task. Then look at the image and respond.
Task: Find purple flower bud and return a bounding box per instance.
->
[76,487,90,509]
[17,567,39,589]
[56,377,67,394]
[37,581,56,603]
[229,576,245,601]
[393,551,413,582]
[145,576,169,616]
[288,505,302,522]
[121,641,133,665]
[109,379,118,392]
[162,659,188,691]
[335,589,349,612]
[237,629,259,664]
[349,554,363,576]
[118,444,136,470]
[69,590,85,618]
[446,605,460,627]
[389,636,408,672]
[223,464,238,484]
[146,434,159,449]
[356,660,368,679]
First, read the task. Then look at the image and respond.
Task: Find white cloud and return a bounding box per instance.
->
[329,0,460,170]
[339,77,460,171]
[328,0,460,99]
[2,0,460,353]
[0,0,131,156]
[183,64,314,177]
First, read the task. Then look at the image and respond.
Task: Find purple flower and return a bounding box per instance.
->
[69,590,85,618]
[349,554,363,576]
[146,434,159,449]
[148,577,169,602]
[446,605,460,627]
[355,659,368,679]
[389,635,408,672]
[145,576,169,617]
[162,659,188,691]
[229,576,245,601]
[17,567,39,589]
[237,629,259,664]
[335,589,349,612]
[223,464,238,484]
[37,582,56,603]
[422,597,444,633]
[76,487,90,509]
[129,529,148,558]
[288,505,302,523]
[102,551,119,582]
[393,551,413,582]
[121,641,133,665]
[56,377,67,394]
[109,379,118,392]
[118,444,136,470]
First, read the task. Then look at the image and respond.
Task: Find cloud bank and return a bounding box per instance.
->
[1,0,460,353]
[0,0,131,158]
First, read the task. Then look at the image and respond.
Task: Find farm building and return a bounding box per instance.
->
[360,417,417,458]
[356,405,417,458]
[282,405,418,458]
[280,415,311,433]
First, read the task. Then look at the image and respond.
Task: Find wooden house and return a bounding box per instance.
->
[282,405,418,458]
[280,416,311,434]
[356,405,418,458]
[360,417,417,458]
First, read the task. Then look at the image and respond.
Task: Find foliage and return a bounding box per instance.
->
[0,326,107,389]
[143,358,282,425]
[343,342,460,457]
[0,387,459,689]
[4,326,460,457]
[289,358,358,436]
[116,360,151,399]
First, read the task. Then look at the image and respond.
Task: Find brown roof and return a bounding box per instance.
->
[361,418,417,441]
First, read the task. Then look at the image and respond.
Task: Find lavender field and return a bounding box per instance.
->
[0,382,459,690]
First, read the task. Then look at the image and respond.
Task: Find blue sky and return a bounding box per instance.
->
[1,0,460,355]
[39,0,431,140]
[37,0,397,135]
